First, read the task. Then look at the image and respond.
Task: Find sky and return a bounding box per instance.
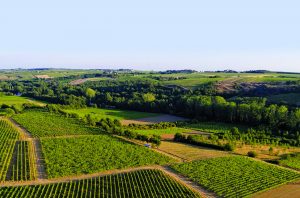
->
[0,0,300,72]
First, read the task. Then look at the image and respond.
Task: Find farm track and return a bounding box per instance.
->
[7,118,47,180]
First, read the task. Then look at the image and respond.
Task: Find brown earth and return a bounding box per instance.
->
[253,180,300,198]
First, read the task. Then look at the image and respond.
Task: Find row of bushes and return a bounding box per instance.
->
[127,122,176,130]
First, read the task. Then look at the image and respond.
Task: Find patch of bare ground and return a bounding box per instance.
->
[215,77,240,94]
[121,114,189,125]
[253,180,300,198]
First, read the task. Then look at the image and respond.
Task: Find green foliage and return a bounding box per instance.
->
[85,88,96,99]
[247,151,258,158]
[41,135,173,178]
[0,169,199,197]
[7,141,35,181]
[279,153,300,170]
[172,156,300,198]
[223,143,235,151]
[13,110,102,137]
[180,121,248,134]
[0,119,19,181]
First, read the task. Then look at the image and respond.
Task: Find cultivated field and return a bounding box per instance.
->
[0,119,20,181]
[63,107,159,121]
[0,169,199,197]
[181,121,248,133]
[6,141,36,181]
[159,141,230,161]
[133,127,192,136]
[171,156,300,198]
[13,110,102,137]
[41,135,173,178]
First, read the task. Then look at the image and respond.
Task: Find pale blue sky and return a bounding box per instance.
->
[0,0,300,72]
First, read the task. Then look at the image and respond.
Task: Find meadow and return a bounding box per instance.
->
[41,135,173,178]
[172,156,300,198]
[63,107,159,121]
[0,119,19,181]
[0,169,198,198]
[0,96,45,107]
[13,110,102,137]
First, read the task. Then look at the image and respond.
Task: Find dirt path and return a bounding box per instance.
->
[161,166,217,198]
[8,118,47,180]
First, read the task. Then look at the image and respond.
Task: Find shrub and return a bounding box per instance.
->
[247,151,258,158]
[224,143,235,151]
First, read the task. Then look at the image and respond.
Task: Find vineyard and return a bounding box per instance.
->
[0,119,19,181]
[172,156,300,198]
[6,141,36,181]
[41,135,173,178]
[181,122,248,133]
[133,127,192,136]
[0,169,199,197]
[13,110,102,137]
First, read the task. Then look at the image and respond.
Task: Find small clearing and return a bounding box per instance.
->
[121,114,189,125]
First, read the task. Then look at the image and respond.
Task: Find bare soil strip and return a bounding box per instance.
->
[8,118,47,180]
[121,114,189,125]
[32,139,47,179]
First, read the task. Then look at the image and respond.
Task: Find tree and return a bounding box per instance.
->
[85,88,96,104]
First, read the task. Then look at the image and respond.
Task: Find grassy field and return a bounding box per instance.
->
[0,96,45,107]
[0,169,199,197]
[159,141,229,161]
[267,93,300,106]
[171,156,300,198]
[63,107,159,121]
[181,121,248,133]
[133,127,192,136]
[41,135,173,178]
[13,110,102,137]
[0,119,20,181]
